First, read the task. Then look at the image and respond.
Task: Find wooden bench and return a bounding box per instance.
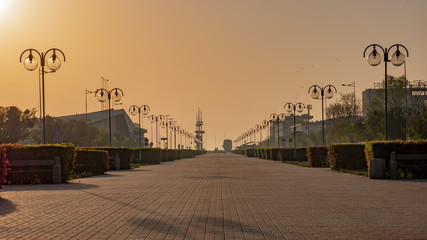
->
[390,152,427,179]
[108,154,120,170]
[8,157,61,184]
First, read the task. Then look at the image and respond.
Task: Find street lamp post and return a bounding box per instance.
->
[342,81,356,115]
[149,115,165,148]
[20,48,66,144]
[307,104,312,134]
[262,120,270,148]
[85,89,96,123]
[363,44,409,140]
[308,85,337,146]
[129,105,150,161]
[270,113,286,148]
[95,88,124,147]
[284,102,305,160]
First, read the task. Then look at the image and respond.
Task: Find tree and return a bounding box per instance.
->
[409,105,427,139]
[365,75,406,140]
[31,117,110,146]
[0,106,37,143]
[325,92,365,143]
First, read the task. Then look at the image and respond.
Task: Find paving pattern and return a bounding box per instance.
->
[1,153,427,240]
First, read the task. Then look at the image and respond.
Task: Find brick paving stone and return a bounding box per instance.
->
[1,153,427,239]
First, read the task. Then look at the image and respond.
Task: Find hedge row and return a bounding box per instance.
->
[4,143,76,184]
[0,146,8,190]
[75,149,109,175]
[365,140,427,178]
[233,140,427,178]
[0,145,206,186]
[328,144,366,171]
[81,147,134,170]
[306,146,328,167]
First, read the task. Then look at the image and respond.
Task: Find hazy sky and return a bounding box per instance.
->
[1,0,427,149]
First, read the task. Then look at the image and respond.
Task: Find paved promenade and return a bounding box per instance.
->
[1,153,427,240]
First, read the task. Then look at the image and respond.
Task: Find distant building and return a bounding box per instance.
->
[222,139,232,152]
[362,80,427,117]
[58,109,147,144]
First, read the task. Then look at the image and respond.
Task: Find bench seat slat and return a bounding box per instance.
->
[8,169,54,173]
[395,154,427,161]
[9,159,55,167]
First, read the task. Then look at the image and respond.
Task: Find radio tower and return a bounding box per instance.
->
[195,108,205,150]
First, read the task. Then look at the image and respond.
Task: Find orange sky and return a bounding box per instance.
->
[1,0,427,149]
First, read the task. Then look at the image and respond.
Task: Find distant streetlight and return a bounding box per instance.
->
[85,89,96,123]
[20,48,66,144]
[342,81,356,114]
[262,120,270,148]
[95,88,124,147]
[308,85,337,146]
[255,124,262,145]
[284,102,305,160]
[363,44,409,140]
[270,113,286,148]
[159,116,171,148]
[149,115,165,148]
[130,105,150,161]
[307,104,312,134]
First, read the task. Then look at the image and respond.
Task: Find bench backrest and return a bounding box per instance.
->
[391,152,427,161]
[9,159,56,167]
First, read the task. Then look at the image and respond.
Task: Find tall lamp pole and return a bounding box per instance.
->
[308,85,337,146]
[284,102,305,160]
[130,105,150,161]
[20,48,66,144]
[262,120,270,148]
[95,88,124,147]
[270,113,286,148]
[363,44,409,140]
[342,81,356,115]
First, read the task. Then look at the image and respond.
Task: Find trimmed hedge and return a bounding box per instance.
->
[74,149,109,175]
[138,148,162,164]
[161,149,169,162]
[365,140,427,178]
[328,143,366,171]
[5,143,76,184]
[270,148,281,161]
[0,146,8,190]
[280,147,307,162]
[307,146,328,167]
[88,147,134,170]
[245,149,256,157]
[168,149,181,161]
[264,148,271,160]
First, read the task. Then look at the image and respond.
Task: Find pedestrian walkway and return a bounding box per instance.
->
[1,153,427,239]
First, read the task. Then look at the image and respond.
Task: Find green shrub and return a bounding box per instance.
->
[264,148,271,160]
[245,149,256,157]
[138,148,162,164]
[0,146,8,190]
[181,150,196,159]
[87,147,134,170]
[328,143,366,171]
[306,146,328,167]
[161,149,169,162]
[74,149,109,175]
[365,140,427,178]
[5,143,76,183]
[260,148,264,158]
[280,147,307,162]
[167,149,181,161]
[270,148,281,161]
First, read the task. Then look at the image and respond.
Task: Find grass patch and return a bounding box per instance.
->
[70,172,95,180]
[336,169,368,177]
[282,161,312,168]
